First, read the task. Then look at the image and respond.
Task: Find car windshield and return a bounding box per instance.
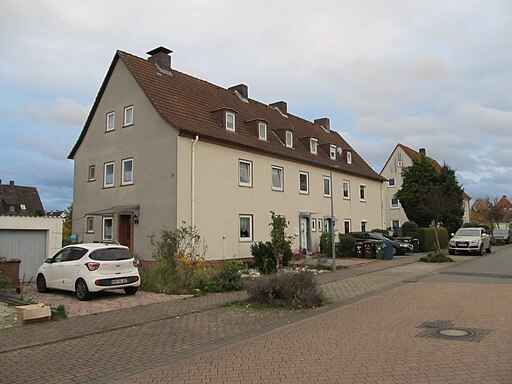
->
[90,248,132,261]
[455,229,480,237]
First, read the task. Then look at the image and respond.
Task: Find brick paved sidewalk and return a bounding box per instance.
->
[0,253,450,355]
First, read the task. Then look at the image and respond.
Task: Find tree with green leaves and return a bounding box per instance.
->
[269,211,293,270]
[396,156,464,251]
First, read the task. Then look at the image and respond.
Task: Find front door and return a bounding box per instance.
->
[118,215,133,251]
[300,216,311,254]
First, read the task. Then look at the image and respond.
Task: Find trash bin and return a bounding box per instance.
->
[0,258,21,290]
[374,241,385,259]
[383,242,394,260]
[355,243,364,258]
[363,241,378,259]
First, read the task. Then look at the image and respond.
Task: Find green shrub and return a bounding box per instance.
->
[215,260,246,291]
[250,241,291,275]
[140,261,177,293]
[320,232,333,257]
[418,227,449,251]
[401,221,419,238]
[194,273,220,293]
[246,271,324,308]
[437,227,449,249]
[338,234,356,258]
[251,241,276,274]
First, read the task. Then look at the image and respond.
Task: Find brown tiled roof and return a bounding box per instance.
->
[0,182,44,216]
[397,144,442,172]
[70,50,383,182]
[392,144,471,199]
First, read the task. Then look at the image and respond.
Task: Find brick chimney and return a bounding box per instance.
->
[229,84,248,100]
[270,101,287,115]
[9,180,14,189]
[314,118,330,132]
[147,46,173,71]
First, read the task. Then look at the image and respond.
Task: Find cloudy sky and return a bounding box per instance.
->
[1,0,511,210]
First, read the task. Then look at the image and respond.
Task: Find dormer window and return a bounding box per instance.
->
[258,122,267,141]
[347,151,352,164]
[285,131,293,148]
[226,112,235,131]
[310,138,318,154]
[330,145,337,160]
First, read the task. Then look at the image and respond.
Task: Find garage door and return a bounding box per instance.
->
[0,229,47,283]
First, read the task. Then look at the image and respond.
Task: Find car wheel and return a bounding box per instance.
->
[75,279,91,301]
[393,247,397,256]
[124,286,139,295]
[478,245,484,256]
[36,274,50,293]
[486,243,492,253]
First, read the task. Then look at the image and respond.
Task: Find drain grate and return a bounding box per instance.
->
[417,320,491,342]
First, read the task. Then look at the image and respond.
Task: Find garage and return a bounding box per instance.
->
[0,229,48,282]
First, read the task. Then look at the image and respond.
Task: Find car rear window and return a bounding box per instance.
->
[90,248,132,261]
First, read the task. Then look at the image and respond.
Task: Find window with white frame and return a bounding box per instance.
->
[318,218,323,232]
[347,151,352,164]
[285,131,293,148]
[239,214,253,241]
[342,180,350,199]
[311,218,316,232]
[104,162,115,188]
[299,171,309,194]
[271,166,284,191]
[391,195,399,209]
[20,204,26,211]
[88,165,96,181]
[124,106,133,126]
[226,112,235,131]
[388,178,396,187]
[87,217,94,233]
[239,160,252,187]
[122,158,133,185]
[106,112,115,131]
[310,138,318,154]
[361,221,367,232]
[258,122,267,140]
[323,176,331,197]
[359,185,366,201]
[330,145,337,160]
[103,217,113,240]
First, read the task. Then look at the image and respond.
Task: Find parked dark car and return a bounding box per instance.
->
[492,228,511,244]
[349,232,414,255]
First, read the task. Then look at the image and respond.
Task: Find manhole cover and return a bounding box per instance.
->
[437,329,473,337]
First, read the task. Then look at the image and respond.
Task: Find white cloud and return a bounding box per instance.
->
[24,97,89,127]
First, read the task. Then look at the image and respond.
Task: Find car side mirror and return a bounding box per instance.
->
[44,258,52,263]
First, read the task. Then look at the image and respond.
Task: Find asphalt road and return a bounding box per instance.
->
[424,244,512,284]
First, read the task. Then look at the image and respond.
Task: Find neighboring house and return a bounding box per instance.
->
[380,144,471,231]
[0,180,44,216]
[0,216,63,282]
[68,47,385,261]
[496,195,512,227]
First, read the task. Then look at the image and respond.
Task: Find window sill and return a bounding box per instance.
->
[103,185,115,189]
[105,129,115,133]
[121,182,134,187]
[88,179,96,182]
[122,123,134,128]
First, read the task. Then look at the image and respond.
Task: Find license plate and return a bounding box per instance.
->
[111,278,128,285]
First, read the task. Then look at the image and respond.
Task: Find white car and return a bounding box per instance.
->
[448,227,492,256]
[36,243,141,301]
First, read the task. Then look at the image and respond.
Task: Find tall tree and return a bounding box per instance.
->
[396,156,464,249]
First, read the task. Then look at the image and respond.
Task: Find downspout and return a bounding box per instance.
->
[191,135,199,256]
